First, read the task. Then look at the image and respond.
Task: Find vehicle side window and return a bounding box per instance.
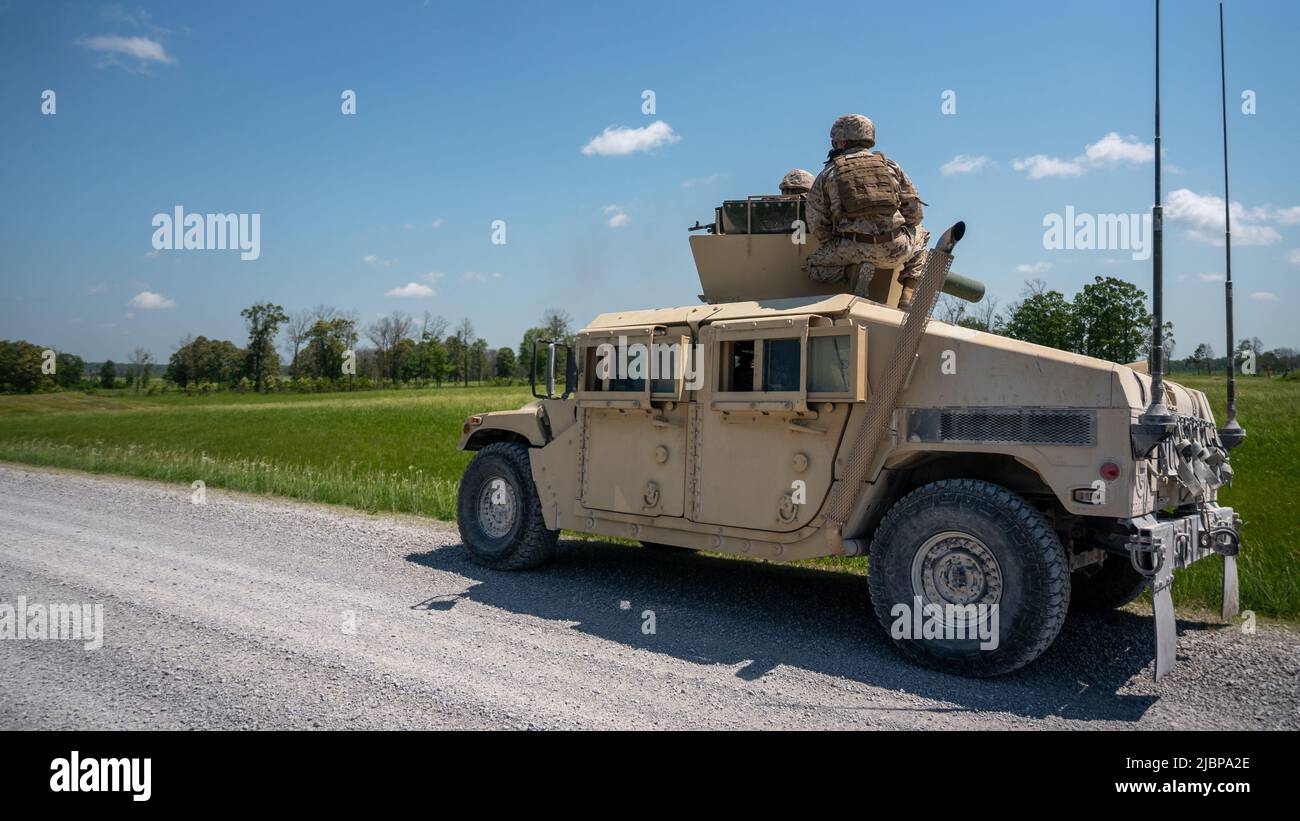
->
[720,340,755,392]
[762,338,801,392]
[807,334,851,394]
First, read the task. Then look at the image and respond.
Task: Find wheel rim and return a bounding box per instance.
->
[477,476,518,539]
[909,530,1003,628]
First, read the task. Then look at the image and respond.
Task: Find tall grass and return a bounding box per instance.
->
[0,385,532,521]
[0,440,462,519]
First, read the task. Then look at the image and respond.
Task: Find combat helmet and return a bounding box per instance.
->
[830,114,875,147]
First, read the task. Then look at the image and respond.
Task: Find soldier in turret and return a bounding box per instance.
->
[804,114,930,304]
[778,168,814,197]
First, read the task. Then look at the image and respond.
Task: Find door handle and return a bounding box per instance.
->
[787,420,826,435]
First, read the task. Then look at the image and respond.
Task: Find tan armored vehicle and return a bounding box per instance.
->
[455,197,1243,679]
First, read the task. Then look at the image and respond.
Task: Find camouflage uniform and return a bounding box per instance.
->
[804,115,929,302]
[779,168,814,197]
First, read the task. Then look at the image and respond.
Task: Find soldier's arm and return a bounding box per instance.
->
[891,161,924,226]
[805,172,833,240]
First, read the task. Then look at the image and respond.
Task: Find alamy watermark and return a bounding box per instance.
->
[0,596,103,650]
[50,751,150,801]
[1042,206,1151,261]
[151,206,261,261]
[594,335,705,390]
[890,596,999,650]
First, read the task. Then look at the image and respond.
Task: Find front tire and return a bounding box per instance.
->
[456,442,557,570]
[868,479,1070,677]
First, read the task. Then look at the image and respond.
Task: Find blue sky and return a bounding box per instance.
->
[2,0,1298,361]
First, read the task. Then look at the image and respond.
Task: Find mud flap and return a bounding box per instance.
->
[1132,530,1178,682]
[1151,572,1177,682]
[1222,554,1240,622]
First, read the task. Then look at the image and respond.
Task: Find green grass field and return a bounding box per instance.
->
[1172,375,1299,618]
[0,386,533,521]
[0,376,1295,617]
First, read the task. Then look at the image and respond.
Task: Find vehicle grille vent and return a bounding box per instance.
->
[938,409,1095,446]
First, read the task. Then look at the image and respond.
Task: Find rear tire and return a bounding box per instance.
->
[1070,553,1147,612]
[456,442,557,570]
[868,479,1070,677]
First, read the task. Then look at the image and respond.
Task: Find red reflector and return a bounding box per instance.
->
[1100,462,1121,481]
[463,424,471,434]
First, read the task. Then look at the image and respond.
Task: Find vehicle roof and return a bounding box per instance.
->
[582,293,861,332]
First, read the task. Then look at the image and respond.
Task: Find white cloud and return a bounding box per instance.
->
[420,271,445,283]
[603,204,630,228]
[430,218,445,229]
[582,120,680,156]
[363,254,395,267]
[461,271,503,282]
[1015,262,1052,274]
[77,34,173,64]
[1251,291,1279,302]
[128,290,175,309]
[1013,132,1153,180]
[1165,188,1282,246]
[941,154,991,176]
[1012,154,1083,179]
[1288,249,1300,265]
[1081,132,1154,166]
[1272,207,1300,226]
[385,282,435,298]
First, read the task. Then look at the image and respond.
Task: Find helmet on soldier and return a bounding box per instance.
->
[779,168,814,195]
[830,114,875,147]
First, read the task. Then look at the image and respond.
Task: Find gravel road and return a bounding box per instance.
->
[1,464,1296,730]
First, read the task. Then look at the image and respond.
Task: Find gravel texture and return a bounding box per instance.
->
[1,464,1296,730]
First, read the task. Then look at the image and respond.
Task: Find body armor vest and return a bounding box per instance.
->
[831,151,900,222]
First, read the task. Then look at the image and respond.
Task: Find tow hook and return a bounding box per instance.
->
[1128,531,1163,578]
[1209,525,1241,557]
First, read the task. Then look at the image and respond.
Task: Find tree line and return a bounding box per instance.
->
[3,276,1295,393]
[937,275,1297,377]
[0,304,578,394]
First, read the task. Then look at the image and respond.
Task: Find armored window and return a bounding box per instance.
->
[575,327,687,408]
[762,338,801,392]
[807,334,851,394]
[720,340,756,392]
[805,326,865,402]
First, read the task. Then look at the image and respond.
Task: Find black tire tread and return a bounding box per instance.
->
[1070,553,1147,612]
[867,478,1071,677]
[456,442,558,570]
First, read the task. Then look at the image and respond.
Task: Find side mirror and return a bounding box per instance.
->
[531,339,575,400]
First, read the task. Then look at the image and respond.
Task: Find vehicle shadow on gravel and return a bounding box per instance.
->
[405,539,1213,722]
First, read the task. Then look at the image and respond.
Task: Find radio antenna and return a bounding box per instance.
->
[1217,1,1246,450]
[1136,0,1176,453]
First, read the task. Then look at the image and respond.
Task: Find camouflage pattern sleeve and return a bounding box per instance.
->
[889,159,924,227]
[805,168,833,241]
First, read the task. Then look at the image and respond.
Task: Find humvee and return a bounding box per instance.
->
[454,196,1242,679]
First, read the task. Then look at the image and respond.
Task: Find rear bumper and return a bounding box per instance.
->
[1120,503,1242,682]
[1122,504,1241,575]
